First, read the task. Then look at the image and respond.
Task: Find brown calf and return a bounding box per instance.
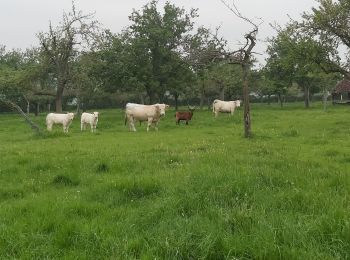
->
[175,106,195,125]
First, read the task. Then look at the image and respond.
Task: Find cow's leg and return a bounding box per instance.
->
[81,122,84,131]
[47,123,52,131]
[127,115,136,131]
[90,124,94,133]
[131,120,136,132]
[147,118,153,132]
[131,118,136,132]
[154,121,159,131]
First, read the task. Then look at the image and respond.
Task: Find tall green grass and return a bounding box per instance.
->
[0,103,349,259]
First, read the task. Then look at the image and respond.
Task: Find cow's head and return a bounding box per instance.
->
[157,104,169,117]
[188,105,196,112]
[235,100,241,107]
[67,112,75,121]
[93,112,99,118]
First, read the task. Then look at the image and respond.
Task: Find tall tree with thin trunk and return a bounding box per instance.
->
[220,0,261,138]
[37,2,99,112]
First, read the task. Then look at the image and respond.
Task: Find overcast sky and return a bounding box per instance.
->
[1,0,317,65]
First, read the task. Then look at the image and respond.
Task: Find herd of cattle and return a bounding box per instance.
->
[45,99,241,133]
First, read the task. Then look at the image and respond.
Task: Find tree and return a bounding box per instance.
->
[220,0,261,138]
[127,0,198,103]
[37,2,99,112]
[184,26,227,109]
[302,0,350,78]
[265,23,339,108]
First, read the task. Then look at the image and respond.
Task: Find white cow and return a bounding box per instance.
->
[46,112,75,133]
[125,103,169,131]
[212,99,241,117]
[81,112,99,133]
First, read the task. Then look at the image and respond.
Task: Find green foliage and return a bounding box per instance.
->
[264,22,340,107]
[0,104,350,258]
[91,1,199,103]
[0,47,43,101]
[301,0,350,76]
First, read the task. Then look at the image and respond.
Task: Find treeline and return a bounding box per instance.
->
[1,0,349,114]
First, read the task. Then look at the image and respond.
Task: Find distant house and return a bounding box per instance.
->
[332,79,350,104]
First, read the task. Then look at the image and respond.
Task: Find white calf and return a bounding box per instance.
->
[46,113,75,133]
[81,112,99,133]
[212,99,240,117]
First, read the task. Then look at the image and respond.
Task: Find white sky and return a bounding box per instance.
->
[0,0,317,65]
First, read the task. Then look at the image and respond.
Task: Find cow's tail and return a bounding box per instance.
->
[124,113,127,125]
[212,99,218,113]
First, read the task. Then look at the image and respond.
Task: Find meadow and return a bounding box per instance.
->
[0,103,349,259]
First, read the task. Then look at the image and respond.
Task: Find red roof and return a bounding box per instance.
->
[333,79,350,93]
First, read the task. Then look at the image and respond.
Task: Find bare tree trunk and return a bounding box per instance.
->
[242,63,251,138]
[48,103,51,112]
[23,95,30,115]
[1,98,42,135]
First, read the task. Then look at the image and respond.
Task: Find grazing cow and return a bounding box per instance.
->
[46,112,75,133]
[212,99,241,117]
[125,103,169,131]
[81,112,99,133]
[175,106,195,125]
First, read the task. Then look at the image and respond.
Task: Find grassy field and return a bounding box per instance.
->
[0,103,350,259]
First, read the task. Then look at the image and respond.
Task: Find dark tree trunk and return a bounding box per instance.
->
[140,94,145,105]
[219,84,225,100]
[278,93,284,108]
[323,89,328,111]
[23,96,30,115]
[35,103,40,116]
[304,86,310,108]
[48,103,51,112]
[200,84,205,110]
[174,92,179,111]
[146,87,156,105]
[149,93,155,105]
[207,97,211,110]
[76,97,81,115]
[267,94,271,105]
[55,84,65,113]
[242,63,251,138]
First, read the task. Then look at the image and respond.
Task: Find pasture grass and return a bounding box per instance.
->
[0,102,350,259]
